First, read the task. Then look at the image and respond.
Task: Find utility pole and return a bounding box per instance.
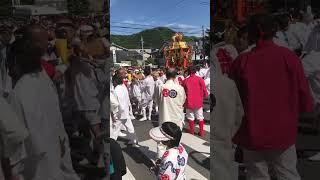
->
[141,36,144,67]
[202,25,205,61]
[194,42,197,62]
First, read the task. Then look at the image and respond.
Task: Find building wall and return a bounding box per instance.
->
[131,49,152,60]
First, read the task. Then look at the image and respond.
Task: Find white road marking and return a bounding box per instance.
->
[123,167,136,180]
[182,133,210,157]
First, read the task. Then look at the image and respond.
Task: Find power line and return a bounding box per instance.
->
[110,27,202,36]
[145,0,192,23]
[199,1,209,5]
[159,1,210,26]
[111,25,203,33]
[112,22,202,30]
[111,21,203,30]
[111,24,203,36]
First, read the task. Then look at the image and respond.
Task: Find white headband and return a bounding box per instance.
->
[160,127,175,140]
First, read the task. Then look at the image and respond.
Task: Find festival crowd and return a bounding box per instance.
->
[0,14,109,180]
[109,63,210,179]
[212,8,320,180]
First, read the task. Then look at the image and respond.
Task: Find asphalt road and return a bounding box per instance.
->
[116,99,211,180]
[112,98,320,180]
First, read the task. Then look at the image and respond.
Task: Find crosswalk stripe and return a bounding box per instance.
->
[123,167,136,180]
[204,124,210,132]
[138,138,208,180]
[181,133,210,158]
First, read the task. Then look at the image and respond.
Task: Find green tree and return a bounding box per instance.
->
[131,59,139,67]
[145,57,155,65]
[111,27,200,49]
[67,0,89,15]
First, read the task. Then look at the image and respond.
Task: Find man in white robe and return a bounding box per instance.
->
[153,68,186,158]
[301,27,320,161]
[113,74,138,145]
[109,90,121,140]
[7,38,79,180]
[199,64,209,79]
[289,13,310,49]
[0,95,28,180]
[274,14,301,51]
[139,66,155,121]
[211,50,244,180]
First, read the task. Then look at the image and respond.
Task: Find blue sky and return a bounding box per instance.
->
[110,0,209,37]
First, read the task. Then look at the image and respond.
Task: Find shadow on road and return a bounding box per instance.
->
[188,151,210,170]
[118,137,155,169]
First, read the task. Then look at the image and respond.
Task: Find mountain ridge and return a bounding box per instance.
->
[111,27,199,49]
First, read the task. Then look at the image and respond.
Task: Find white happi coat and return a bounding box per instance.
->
[154,79,186,128]
[9,71,79,180]
[213,41,239,60]
[0,96,28,179]
[211,51,244,180]
[302,51,320,110]
[130,82,142,102]
[155,79,164,88]
[141,75,155,104]
[199,67,209,79]
[274,30,302,51]
[160,75,167,84]
[205,68,210,80]
[114,84,131,120]
[289,22,310,48]
[205,78,210,95]
[74,69,100,112]
[109,91,121,140]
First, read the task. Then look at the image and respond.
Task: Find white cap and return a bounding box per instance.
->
[149,126,174,142]
[80,25,94,35]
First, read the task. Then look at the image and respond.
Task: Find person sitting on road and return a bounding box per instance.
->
[149,122,188,180]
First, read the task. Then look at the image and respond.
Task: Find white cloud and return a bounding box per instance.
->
[120,20,155,26]
[165,23,200,29]
[111,20,207,37]
[164,23,203,37]
[122,20,135,24]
